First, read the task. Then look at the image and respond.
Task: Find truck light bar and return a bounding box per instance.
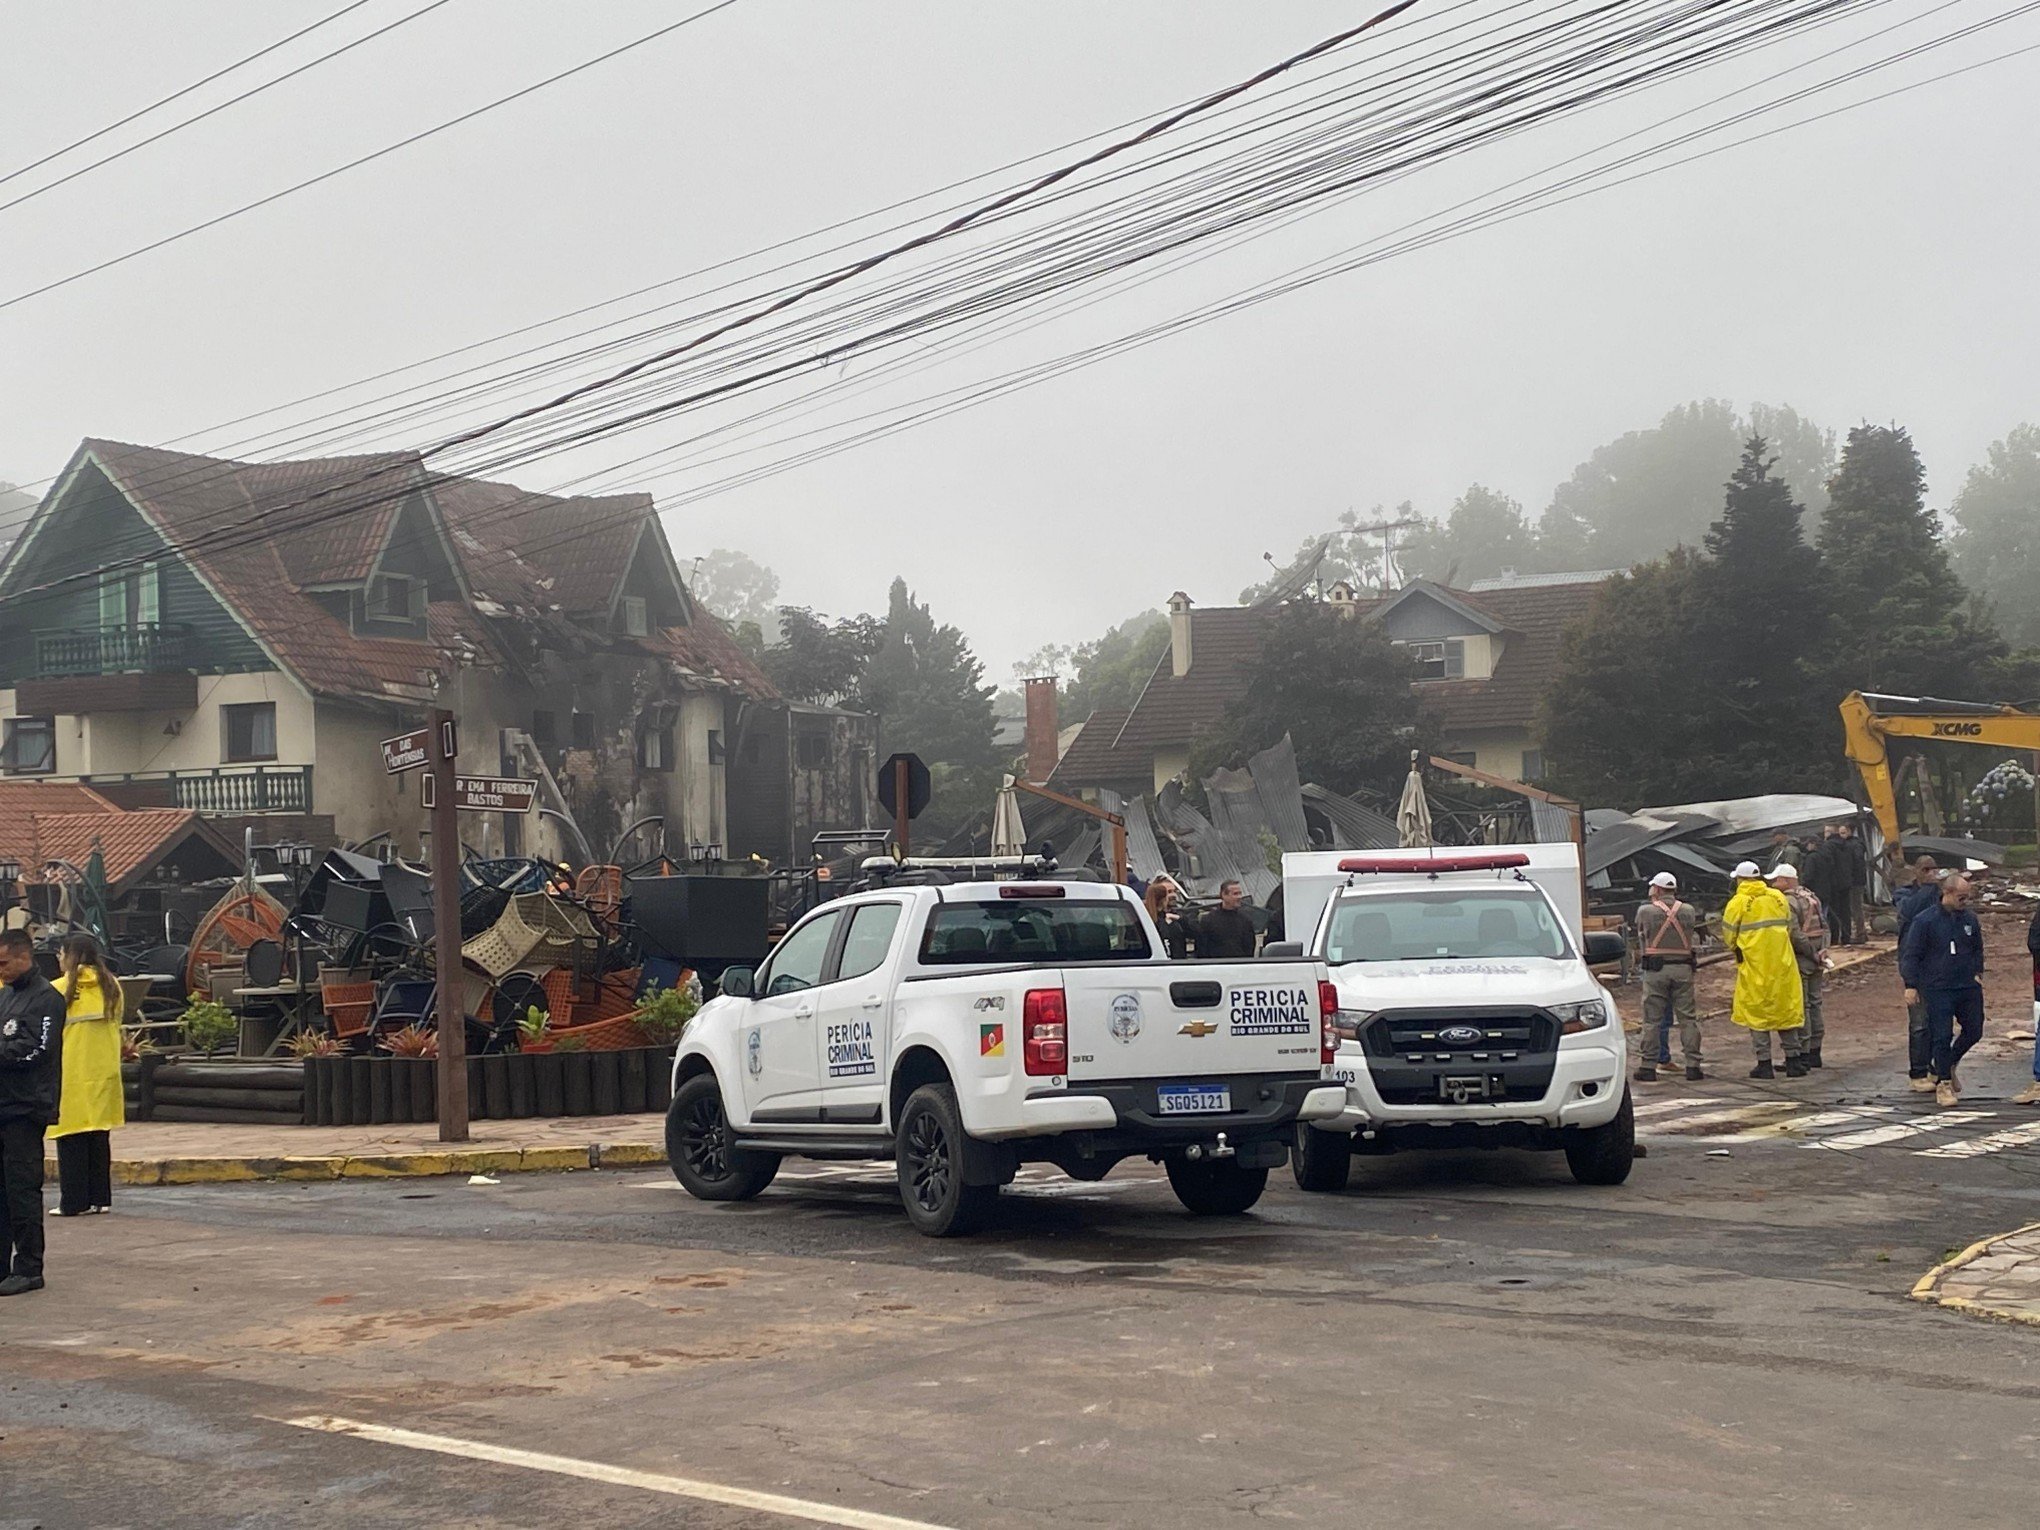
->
[1336,853,1530,874]
[999,884,1067,898]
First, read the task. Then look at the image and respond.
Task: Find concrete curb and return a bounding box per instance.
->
[45,1141,669,1187]
[1910,1221,2040,1328]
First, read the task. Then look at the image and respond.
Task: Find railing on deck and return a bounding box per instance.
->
[33,623,193,676]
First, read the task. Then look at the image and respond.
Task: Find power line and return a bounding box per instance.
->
[0,0,461,217]
[0,0,378,189]
[0,0,744,314]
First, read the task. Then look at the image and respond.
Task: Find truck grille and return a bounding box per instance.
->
[1357,1007,1560,1106]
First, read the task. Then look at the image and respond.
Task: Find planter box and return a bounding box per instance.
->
[299,1047,678,1127]
[140,1057,304,1125]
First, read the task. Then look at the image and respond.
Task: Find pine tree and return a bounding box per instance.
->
[1949,424,2040,650]
[1818,424,2004,699]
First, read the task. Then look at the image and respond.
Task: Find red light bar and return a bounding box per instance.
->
[1336,853,1530,874]
[999,884,1067,898]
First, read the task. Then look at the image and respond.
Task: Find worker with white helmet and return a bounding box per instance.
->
[1633,871,1703,1082]
[1767,863,1832,1069]
[1722,859,1808,1079]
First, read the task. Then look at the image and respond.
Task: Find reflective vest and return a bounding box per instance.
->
[1637,897,1696,960]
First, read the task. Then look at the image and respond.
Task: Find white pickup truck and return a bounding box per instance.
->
[666,878,1346,1235]
[1273,847,1635,1191]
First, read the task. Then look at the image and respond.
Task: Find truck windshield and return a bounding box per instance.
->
[919,900,1152,964]
[1325,889,1569,963]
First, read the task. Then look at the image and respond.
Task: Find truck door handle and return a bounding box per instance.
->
[794,1004,814,1019]
[861,996,884,1011]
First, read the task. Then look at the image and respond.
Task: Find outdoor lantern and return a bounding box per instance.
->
[0,858,20,889]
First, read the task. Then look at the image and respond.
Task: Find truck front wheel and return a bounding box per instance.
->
[667,1074,779,1201]
[1291,1125,1353,1193]
[1562,1087,1636,1186]
[897,1083,999,1237]
[1166,1156,1269,1216]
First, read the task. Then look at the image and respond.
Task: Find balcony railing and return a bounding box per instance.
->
[71,765,314,815]
[34,623,193,677]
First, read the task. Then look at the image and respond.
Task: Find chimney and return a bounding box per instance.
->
[1022,676,1059,784]
[1167,591,1194,677]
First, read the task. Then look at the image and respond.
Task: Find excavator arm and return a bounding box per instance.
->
[1839,691,2040,856]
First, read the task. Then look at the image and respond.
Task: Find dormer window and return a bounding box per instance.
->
[367,574,418,621]
[1404,639,1465,681]
[620,595,648,637]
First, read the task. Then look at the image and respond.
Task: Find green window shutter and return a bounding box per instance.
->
[138,562,161,626]
[99,572,126,628]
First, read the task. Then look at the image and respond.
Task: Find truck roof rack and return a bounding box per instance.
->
[1337,852,1531,875]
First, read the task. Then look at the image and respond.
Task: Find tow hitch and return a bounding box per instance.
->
[1184,1132,1235,1161]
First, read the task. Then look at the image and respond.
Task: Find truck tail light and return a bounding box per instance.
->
[1023,988,1068,1076]
[1318,980,1340,1065]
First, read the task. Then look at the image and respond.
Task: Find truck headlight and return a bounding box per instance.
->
[1552,998,1610,1035]
[1332,1008,1374,1042]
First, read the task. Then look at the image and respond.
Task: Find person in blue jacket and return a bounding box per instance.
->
[1899,873,1985,1109]
[2018,906,2040,1108]
[1893,859,1944,1091]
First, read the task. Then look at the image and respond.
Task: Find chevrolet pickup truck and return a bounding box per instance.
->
[1274,847,1635,1191]
[666,879,1347,1235]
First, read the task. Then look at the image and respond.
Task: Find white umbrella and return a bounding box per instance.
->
[991,774,1029,857]
[1396,751,1433,848]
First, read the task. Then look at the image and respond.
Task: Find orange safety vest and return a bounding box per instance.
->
[1639,896,1696,959]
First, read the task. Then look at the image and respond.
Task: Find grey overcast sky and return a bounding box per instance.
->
[3,1,2037,678]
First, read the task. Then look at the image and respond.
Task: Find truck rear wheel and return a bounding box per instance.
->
[1562,1086,1636,1186]
[667,1074,779,1201]
[897,1083,999,1237]
[1291,1124,1353,1193]
[1165,1156,1269,1216]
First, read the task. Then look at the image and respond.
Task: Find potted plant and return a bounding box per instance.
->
[630,981,698,1115]
[179,994,237,1059]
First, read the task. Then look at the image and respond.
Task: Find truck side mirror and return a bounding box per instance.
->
[1261,941,1304,958]
[1582,931,1626,966]
[718,966,756,999]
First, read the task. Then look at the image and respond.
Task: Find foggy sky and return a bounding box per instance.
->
[4,1,2036,680]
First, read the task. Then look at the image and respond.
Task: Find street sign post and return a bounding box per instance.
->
[426,709,468,1142]
[421,775,538,813]
[877,751,930,857]
[381,728,431,775]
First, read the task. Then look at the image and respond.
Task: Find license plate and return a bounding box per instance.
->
[1158,1083,1231,1115]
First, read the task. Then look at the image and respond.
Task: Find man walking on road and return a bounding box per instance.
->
[1768,864,1831,1069]
[1634,872,1703,1082]
[1194,880,1259,958]
[1894,858,1943,1092]
[0,927,66,1296]
[1722,860,1807,1079]
[1900,873,1985,1108]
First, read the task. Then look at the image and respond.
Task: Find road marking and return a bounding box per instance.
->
[1804,1111,1995,1151]
[1917,1119,2040,1159]
[1632,1098,1718,1119]
[283,1416,957,1530]
[1640,1102,1801,1134]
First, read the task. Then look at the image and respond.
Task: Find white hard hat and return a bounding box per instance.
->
[1649,872,1677,889]
[1733,860,1762,879]
[1767,863,1798,881]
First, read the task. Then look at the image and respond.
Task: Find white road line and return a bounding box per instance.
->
[284,1416,958,1530]
[1747,1107,1899,1137]
[1632,1098,1718,1119]
[1640,1102,1801,1134]
[1803,1111,1995,1151]
[1917,1119,2040,1159]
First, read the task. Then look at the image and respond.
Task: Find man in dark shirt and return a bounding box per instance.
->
[0,929,66,1296]
[1195,880,1259,958]
[1834,821,1870,945]
[1900,874,1985,1108]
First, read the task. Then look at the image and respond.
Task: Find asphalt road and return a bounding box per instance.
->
[5,1016,2039,1530]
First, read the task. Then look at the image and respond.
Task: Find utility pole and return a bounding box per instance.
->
[429,708,468,1141]
[894,755,912,859]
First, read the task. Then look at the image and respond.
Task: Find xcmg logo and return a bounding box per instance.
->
[1932,721,1985,737]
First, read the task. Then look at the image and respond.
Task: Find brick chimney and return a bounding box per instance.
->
[1022,675,1059,784]
[1167,591,1194,677]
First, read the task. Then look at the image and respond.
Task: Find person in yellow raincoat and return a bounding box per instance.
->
[1719,860,1807,1080]
[50,933,123,1216]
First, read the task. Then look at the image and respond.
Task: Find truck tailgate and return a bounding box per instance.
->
[1059,963,1326,1081]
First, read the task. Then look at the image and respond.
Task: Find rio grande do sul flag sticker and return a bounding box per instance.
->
[979,1022,1005,1058]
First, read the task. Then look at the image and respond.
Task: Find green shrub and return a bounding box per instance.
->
[632,982,700,1045]
[180,994,237,1056]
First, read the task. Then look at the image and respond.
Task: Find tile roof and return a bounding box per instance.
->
[0,783,118,871]
[73,440,767,703]
[29,808,230,894]
[1045,708,1143,787]
[1113,608,1267,753]
[1416,581,1604,734]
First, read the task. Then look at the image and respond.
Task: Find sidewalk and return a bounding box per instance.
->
[1912,1224,2040,1328]
[45,1113,668,1186]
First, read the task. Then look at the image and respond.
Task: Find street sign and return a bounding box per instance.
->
[421,775,538,813]
[877,752,931,820]
[439,717,459,762]
[381,728,431,775]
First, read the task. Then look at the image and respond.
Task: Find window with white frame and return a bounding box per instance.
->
[3,717,54,775]
[620,596,648,637]
[1404,638,1465,680]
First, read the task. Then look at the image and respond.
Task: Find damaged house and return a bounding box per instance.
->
[0,440,874,863]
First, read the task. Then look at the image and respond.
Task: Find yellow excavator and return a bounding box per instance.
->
[1839,690,2040,860]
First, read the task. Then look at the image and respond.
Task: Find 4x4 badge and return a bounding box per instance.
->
[1178,1020,1218,1038]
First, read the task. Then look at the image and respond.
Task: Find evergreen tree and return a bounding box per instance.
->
[1399,485,1538,585]
[1949,425,2040,650]
[1189,601,1426,797]
[1818,424,2004,699]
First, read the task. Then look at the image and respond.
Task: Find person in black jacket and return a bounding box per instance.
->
[1834,821,1870,945]
[1196,880,1259,958]
[1899,874,1985,1108]
[0,929,65,1295]
[2019,906,2040,1107]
